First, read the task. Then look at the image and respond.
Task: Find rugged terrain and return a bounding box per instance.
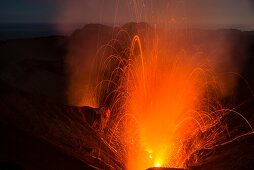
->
[0,23,254,169]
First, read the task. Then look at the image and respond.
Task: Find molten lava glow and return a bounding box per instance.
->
[119,35,224,170]
[155,163,161,167]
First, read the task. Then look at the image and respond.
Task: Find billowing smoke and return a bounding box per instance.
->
[65,24,116,106]
[63,0,252,106]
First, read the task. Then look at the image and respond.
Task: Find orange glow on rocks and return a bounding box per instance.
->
[70,24,253,170]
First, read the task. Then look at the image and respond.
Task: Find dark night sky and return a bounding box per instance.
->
[0,0,253,29]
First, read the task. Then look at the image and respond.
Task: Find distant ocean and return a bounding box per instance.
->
[0,23,86,40]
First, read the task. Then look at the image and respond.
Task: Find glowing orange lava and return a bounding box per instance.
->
[120,34,225,170]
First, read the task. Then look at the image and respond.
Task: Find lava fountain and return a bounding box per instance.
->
[109,30,230,170]
[71,24,252,169]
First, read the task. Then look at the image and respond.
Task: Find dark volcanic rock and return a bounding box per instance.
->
[0,123,93,170]
[0,80,123,170]
[0,36,68,103]
[187,132,254,170]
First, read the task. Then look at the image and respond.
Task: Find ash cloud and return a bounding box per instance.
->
[249,0,254,13]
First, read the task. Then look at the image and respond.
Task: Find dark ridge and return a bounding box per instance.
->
[0,123,94,170]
